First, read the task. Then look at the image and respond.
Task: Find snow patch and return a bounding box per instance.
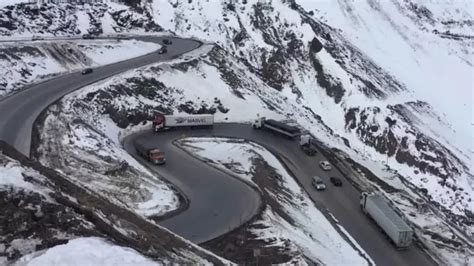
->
[16,237,157,266]
[179,137,372,265]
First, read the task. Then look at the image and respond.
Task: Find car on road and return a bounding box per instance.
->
[81,68,93,75]
[330,177,343,186]
[319,160,332,171]
[32,35,44,41]
[82,34,94,40]
[312,176,326,191]
[301,145,317,156]
[163,39,172,45]
[116,34,130,40]
[158,47,168,54]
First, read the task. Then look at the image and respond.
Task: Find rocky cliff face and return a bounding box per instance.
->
[8,0,469,225]
[149,0,472,217]
[0,1,160,37]
[1,0,472,263]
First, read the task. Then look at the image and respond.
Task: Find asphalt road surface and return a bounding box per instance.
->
[0,36,201,156]
[129,124,436,266]
[123,132,261,244]
[0,35,435,265]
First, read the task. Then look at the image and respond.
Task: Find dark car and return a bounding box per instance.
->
[82,34,94,40]
[163,39,172,45]
[301,145,317,156]
[81,68,93,75]
[330,177,343,186]
[158,47,168,54]
[32,35,44,41]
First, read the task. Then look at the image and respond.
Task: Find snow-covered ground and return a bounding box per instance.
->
[0,152,55,202]
[178,137,372,265]
[0,39,160,98]
[33,45,215,220]
[150,0,473,220]
[3,0,469,263]
[16,237,157,266]
[34,39,471,263]
[0,151,97,262]
[0,1,162,39]
[297,0,473,149]
[3,0,470,230]
[0,0,31,8]
[36,105,180,217]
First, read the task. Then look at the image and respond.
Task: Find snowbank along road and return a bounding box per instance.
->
[0,35,434,265]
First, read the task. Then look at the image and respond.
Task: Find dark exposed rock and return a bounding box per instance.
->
[260,49,289,91]
[0,2,162,36]
[345,107,359,130]
[310,37,323,53]
[345,103,465,180]
[309,53,345,103]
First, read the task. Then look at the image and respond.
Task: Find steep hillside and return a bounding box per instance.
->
[149,0,473,219]
[1,0,472,264]
[0,1,160,38]
[33,41,470,263]
[0,141,229,264]
[0,39,160,98]
[0,141,227,265]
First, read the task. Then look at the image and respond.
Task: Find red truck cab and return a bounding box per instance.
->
[149,148,166,165]
[153,114,165,132]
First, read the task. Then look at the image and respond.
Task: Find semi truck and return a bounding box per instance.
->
[360,192,414,248]
[252,116,301,139]
[135,142,166,165]
[299,134,318,156]
[153,114,214,132]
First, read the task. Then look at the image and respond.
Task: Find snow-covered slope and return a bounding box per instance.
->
[33,39,471,263]
[149,0,473,221]
[0,146,100,262]
[0,39,160,98]
[0,1,161,39]
[16,237,157,265]
[0,141,229,265]
[31,46,216,222]
[1,0,472,263]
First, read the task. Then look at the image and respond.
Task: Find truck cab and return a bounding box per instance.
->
[153,114,166,132]
[252,116,264,129]
[149,149,166,165]
[299,134,317,156]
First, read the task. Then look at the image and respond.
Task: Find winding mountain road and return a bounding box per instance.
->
[0,36,200,156]
[127,125,436,266]
[0,36,436,265]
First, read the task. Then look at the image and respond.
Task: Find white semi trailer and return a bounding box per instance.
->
[153,114,214,132]
[252,116,301,139]
[360,192,414,248]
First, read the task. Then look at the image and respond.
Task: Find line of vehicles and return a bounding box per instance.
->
[142,113,344,191]
[136,113,414,248]
[134,113,214,164]
[158,39,172,54]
